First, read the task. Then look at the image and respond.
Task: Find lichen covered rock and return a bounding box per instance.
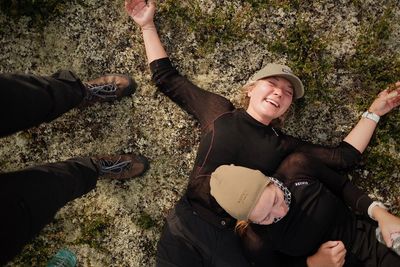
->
[1,0,399,265]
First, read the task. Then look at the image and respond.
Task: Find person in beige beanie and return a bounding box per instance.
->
[209,159,400,267]
[210,165,289,224]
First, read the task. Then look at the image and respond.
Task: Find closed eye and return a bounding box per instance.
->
[262,195,278,223]
[283,88,293,96]
[273,195,278,205]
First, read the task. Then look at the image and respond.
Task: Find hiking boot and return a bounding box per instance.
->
[81,74,136,106]
[93,154,149,180]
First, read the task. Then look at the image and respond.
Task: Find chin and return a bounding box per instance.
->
[261,112,281,121]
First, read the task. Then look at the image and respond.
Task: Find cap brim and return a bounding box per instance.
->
[277,74,304,99]
[251,72,304,99]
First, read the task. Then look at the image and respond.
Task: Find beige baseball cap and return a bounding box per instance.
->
[210,165,272,221]
[250,63,304,99]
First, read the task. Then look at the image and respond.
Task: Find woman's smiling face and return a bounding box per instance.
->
[246,76,294,125]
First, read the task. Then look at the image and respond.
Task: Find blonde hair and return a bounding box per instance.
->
[235,220,250,237]
[239,81,294,128]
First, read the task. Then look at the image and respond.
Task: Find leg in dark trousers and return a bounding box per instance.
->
[0,70,87,264]
[0,70,86,137]
[0,71,146,264]
[0,157,99,264]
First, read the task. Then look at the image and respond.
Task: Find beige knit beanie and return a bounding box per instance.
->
[210,165,272,221]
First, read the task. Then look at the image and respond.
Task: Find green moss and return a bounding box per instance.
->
[361,149,399,216]
[0,0,72,26]
[244,0,306,10]
[364,149,398,182]
[347,1,400,99]
[268,20,334,102]
[75,215,110,250]
[159,1,252,55]
[242,0,270,9]
[135,211,157,230]
[345,1,400,198]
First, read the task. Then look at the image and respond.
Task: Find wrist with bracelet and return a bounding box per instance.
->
[362,110,380,123]
[141,23,156,31]
[367,201,388,221]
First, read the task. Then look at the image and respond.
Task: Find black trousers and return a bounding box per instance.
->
[156,196,251,267]
[0,71,99,264]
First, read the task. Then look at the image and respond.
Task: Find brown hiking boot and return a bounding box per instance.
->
[93,154,149,180]
[81,74,136,106]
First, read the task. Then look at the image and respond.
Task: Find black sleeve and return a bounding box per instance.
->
[341,180,373,215]
[284,134,362,171]
[150,58,235,129]
[249,251,308,267]
[276,153,372,216]
[305,156,373,214]
[316,170,372,214]
[242,226,308,267]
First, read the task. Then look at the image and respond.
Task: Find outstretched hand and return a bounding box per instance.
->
[369,81,400,116]
[125,0,156,29]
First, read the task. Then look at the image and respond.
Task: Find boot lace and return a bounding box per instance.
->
[85,83,118,101]
[99,156,131,176]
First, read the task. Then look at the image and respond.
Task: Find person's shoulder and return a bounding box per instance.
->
[287,177,321,196]
[213,109,240,125]
[214,108,237,119]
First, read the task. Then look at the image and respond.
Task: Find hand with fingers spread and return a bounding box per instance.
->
[125,0,156,30]
[368,81,400,116]
[343,81,400,153]
[125,0,167,65]
[306,241,346,267]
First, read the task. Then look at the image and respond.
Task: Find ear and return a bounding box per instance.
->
[247,88,253,97]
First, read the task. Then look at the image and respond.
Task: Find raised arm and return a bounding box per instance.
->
[125,0,234,129]
[343,82,400,153]
[288,82,400,170]
[125,0,167,63]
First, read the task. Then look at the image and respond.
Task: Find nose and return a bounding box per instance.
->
[273,202,288,218]
[273,87,283,97]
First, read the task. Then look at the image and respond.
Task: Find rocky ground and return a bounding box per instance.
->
[0,0,399,266]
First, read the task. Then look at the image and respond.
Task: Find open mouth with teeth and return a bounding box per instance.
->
[264,98,280,108]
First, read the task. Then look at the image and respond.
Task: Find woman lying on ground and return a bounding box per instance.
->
[210,154,400,267]
[125,0,400,266]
